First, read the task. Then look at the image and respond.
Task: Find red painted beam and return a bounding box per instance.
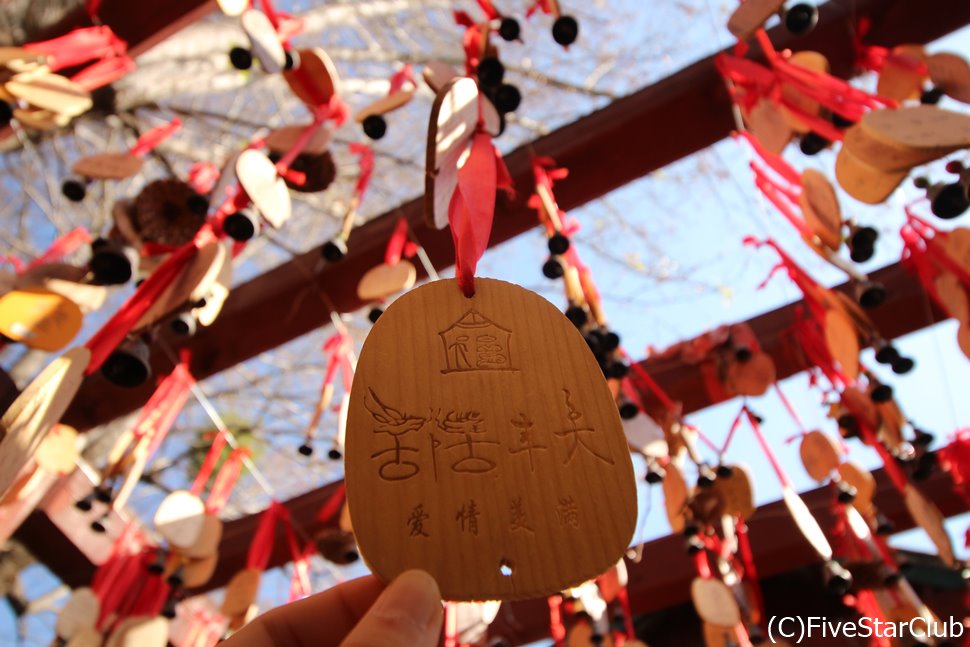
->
[61,0,970,432]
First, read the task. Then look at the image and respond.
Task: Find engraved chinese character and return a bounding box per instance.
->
[365,389,426,481]
[554,388,614,465]
[456,500,480,535]
[407,503,430,537]
[439,311,516,373]
[435,410,499,474]
[508,412,547,472]
[509,496,533,533]
[476,334,508,369]
[557,496,580,528]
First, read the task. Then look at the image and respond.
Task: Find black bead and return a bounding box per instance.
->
[75,497,93,512]
[223,210,257,241]
[94,485,113,504]
[853,226,878,245]
[913,429,934,447]
[824,560,852,595]
[542,258,564,279]
[91,519,107,533]
[785,3,819,35]
[229,47,253,70]
[838,413,859,438]
[499,17,521,42]
[0,101,12,127]
[607,361,629,379]
[891,356,914,375]
[161,604,177,619]
[645,466,665,484]
[697,466,717,488]
[875,515,894,535]
[368,307,383,324]
[477,57,505,88]
[548,232,570,255]
[870,384,894,403]
[584,333,601,355]
[849,241,875,264]
[875,345,900,364]
[170,314,196,337]
[831,112,856,129]
[298,443,313,456]
[799,132,830,156]
[552,15,579,46]
[328,448,342,460]
[493,84,521,114]
[565,305,587,328]
[921,87,945,105]
[686,536,705,555]
[735,347,753,362]
[602,331,621,352]
[284,50,297,70]
[90,247,134,285]
[716,464,735,479]
[836,482,857,503]
[619,401,638,419]
[362,114,387,140]
[186,194,209,216]
[101,350,150,388]
[930,183,970,219]
[61,179,87,202]
[321,240,347,262]
[858,282,887,309]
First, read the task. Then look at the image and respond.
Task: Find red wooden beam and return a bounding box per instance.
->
[61,0,970,432]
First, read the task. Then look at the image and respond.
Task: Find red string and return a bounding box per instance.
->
[736,519,766,634]
[247,501,285,570]
[773,382,807,435]
[70,56,136,92]
[190,431,229,496]
[205,448,248,514]
[129,118,182,157]
[24,26,127,71]
[315,482,347,523]
[443,602,458,647]
[547,595,566,646]
[615,586,636,640]
[187,162,220,195]
[349,143,375,201]
[743,405,794,488]
[384,217,411,265]
[137,359,195,459]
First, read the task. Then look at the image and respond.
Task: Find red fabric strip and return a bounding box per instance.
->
[736,519,766,634]
[247,501,284,570]
[743,406,794,488]
[547,595,566,646]
[71,56,136,92]
[129,118,182,157]
[384,218,410,266]
[191,431,229,496]
[26,227,91,272]
[24,26,127,71]
[315,482,347,523]
[206,448,248,513]
[449,132,501,296]
[349,143,375,201]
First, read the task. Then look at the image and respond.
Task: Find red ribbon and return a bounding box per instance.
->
[454,12,489,75]
[206,448,249,514]
[349,142,375,202]
[287,539,314,603]
[83,225,218,374]
[135,356,195,459]
[384,218,417,266]
[247,501,286,570]
[526,0,554,17]
[188,162,221,195]
[315,482,347,523]
[475,0,501,20]
[24,26,127,71]
[547,595,566,646]
[71,56,136,92]
[388,64,416,95]
[191,431,229,496]
[448,128,513,296]
[736,519,766,635]
[129,118,182,157]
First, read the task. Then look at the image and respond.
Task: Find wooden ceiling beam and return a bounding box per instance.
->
[61,0,970,431]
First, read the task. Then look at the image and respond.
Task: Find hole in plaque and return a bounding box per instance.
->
[499,559,513,577]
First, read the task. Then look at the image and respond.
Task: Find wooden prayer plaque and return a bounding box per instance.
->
[5,72,91,116]
[927,52,970,104]
[726,0,784,40]
[235,149,291,229]
[0,287,83,351]
[837,461,875,514]
[135,240,226,331]
[108,616,169,647]
[355,90,415,122]
[724,351,775,396]
[183,553,219,588]
[842,124,954,173]
[782,486,832,559]
[425,77,501,230]
[154,490,206,549]
[903,484,955,566]
[12,107,69,130]
[798,430,841,482]
[241,9,285,74]
[265,124,332,156]
[345,278,637,601]
[356,260,417,301]
[72,153,144,180]
[712,464,755,520]
[34,423,78,474]
[823,308,859,380]
[663,460,689,533]
[284,48,341,107]
[222,568,261,616]
[834,146,906,205]
[56,586,99,639]
[194,248,233,327]
[746,99,792,155]
[862,105,970,150]
[691,577,741,627]
[799,169,842,251]
[877,45,927,102]
[66,626,102,647]
[935,272,970,323]
[0,347,89,497]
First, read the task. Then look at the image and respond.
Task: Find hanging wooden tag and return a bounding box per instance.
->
[927,52,970,104]
[154,490,207,549]
[241,9,285,74]
[0,47,45,71]
[782,486,832,559]
[284,48,340,107]
[135,240,226,331]
[724,351,775,397]
[837,461,876,514]
[842,124,954,173]
[217,0,248,15]
[182,513,224,559]
[5,72,91,116]
[823,308,859,380]
[108,616,169,647]
[780,51,829,134]
[691,577,741,627]
[235,150,291,229]
[222,568,261,616]
[799,169,842,251]
[0,287,83,351]
[265,124,332,156]
[877,45,927,102]
[356,260,417,302]
[66,626,103,647]
[12,106,69,130]
[72,153,144,180]
[32,278,106,314]
[726,0,784,40]
[56,586,100,639]
[0,347,89,497]
[183,553,219,588]
[34,423,78,474]
[745,98,792,155]
[422,61,458,94]
[799,430,842,482]
[703,622,742,647]
[935,272,970,323]
[425,77,501,230]
[355,89,416,122]
[841,386,879,430]
[862,105,970,150]
[663,459,689,533]
[712,464,755,520]
[194,247,233,327]
[903,484,955,566]
[834,146,906,205]
[345,278,637,601]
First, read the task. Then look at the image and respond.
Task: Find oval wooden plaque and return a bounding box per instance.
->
[356,260,417,302]
[746,98,792,155]
[222,568,262,617]
[799,430,841,482]
[927,52,970,104]
[235,149,291,229]
[355,89,415,122]
[284,47,340,107]
[35,423,78,474]
[782,486,832,560]
[834,146,906,205]
[134,240,226,331]
[842,124,953,173]
[823,308,859,380]
[726,0,784,40]
[241,9,285,74]
[877,45,927,102]
[345,278,637,601]
[66,626,103,647]
[56,586,99,639]
[265,124,332,156]
[72,153,144,180]
[663,460,689,533]
[712,463,755,520]
[862,105,970,150]
[799,169,842,251]
[5,72,91,116]
[935,272,970,323]
[0,287,83,351]
[691,577,741,627]
[837,462,876,514]
[154,490,206,549]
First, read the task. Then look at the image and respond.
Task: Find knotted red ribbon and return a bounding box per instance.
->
[853,17,928,76]
[454,11,490,75]
[129,118,182,157]
[448,126,513,296]
[349,142,375,203]
[83,224,219,374]
[305,333,354,443]
[24,26,127,71]
[526,0,555,17]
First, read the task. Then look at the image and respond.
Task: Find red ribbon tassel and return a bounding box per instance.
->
[448,130,512,297]
[129,118,182,157]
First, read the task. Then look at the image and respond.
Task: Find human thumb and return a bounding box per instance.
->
[340,570,443,647]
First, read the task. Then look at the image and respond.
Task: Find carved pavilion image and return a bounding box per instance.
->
[439,310,515,374]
